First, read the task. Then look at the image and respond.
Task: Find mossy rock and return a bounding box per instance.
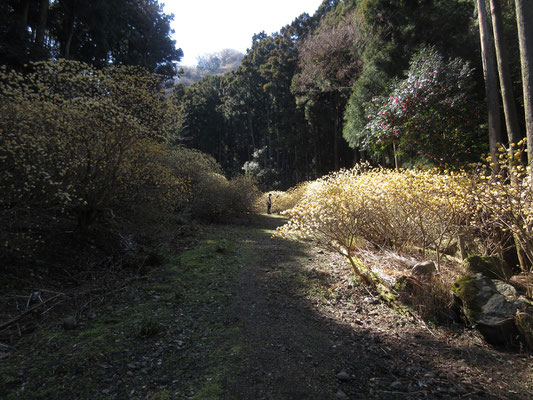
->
[452,273,529,348]
[410,261,437,279]
[451,275,482,322]
[393,275,421,295]
[462,256,513,280]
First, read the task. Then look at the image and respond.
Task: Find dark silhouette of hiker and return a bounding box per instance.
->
[267,193,272,214]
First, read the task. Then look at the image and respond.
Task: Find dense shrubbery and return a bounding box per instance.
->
[471,143,533,267]
[0,60,258,269]
[1,61,181,262]
[227,175,262,216]
[277,148,532,280]
[276,165,471,280]
[186,172,259,222]
[167,147,260,221]
[257,182,316,214]
[242,146,281,190]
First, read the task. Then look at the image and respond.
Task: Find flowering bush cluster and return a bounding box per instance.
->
[277,150,532,281]
[275,165,472,279]
[470,142,533,267]
[256,181,319,214]
[0,61,185,260]
[168,147,260,221]
[362,47,484,166]
[242,146,281,190]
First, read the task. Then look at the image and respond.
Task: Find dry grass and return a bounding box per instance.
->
[354,246,462,323]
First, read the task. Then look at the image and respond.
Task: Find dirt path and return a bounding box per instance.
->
[211,215,531,400]
[1,214,532,399]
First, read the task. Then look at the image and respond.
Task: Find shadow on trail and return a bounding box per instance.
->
[220,214,528,400]
[3,214,528,399]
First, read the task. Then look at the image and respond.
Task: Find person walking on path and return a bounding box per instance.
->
[267,193,272,214]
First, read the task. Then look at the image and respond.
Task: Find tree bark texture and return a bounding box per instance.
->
[516,0,533,170]
[35,0,49,48]
[477,0,503,173]
[489,0,521,146]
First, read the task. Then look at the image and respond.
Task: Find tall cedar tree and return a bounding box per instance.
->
[0,0,182,75]
[477,0,502,172]
[489,0,521,146]
[516,0,533,169]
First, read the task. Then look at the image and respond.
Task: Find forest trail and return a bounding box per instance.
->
[1,214,532,399]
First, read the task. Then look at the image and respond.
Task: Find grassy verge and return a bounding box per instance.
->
[0,225,257,400]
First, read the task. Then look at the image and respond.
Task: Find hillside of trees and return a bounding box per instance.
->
[170,0,531,191]
[177,49,245,85]
[0,0,183,76]
[3,0,530,188]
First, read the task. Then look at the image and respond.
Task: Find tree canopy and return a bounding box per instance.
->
[2,0,531,185]
[0,0,182,75]
[169,0,520,187]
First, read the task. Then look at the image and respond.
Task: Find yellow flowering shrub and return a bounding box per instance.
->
[255,191,283,213]
[469,141,533,268]
[270,182,313,214]
[165,146,260,221]
[227,175,262,215]
[276,145,533,284]
[253,181,324,215]
[276,165,473,280]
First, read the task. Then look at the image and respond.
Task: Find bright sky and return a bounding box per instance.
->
[162,0,324,66]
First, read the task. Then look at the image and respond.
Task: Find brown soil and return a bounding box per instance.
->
[1,214,532,399]
[221,215,532,399]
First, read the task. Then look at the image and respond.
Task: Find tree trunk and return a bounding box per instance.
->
[64,28,74,59]
[248,112,256,150]
[458,234,467,260]
[392,141,400,171]
[20,0,30,29]
[489,0,521,146]
[353,148,360,165]
[515,0,533,269]
[477,0,503,174]
[60,0,76,59]
[516,0,533,172]
[35,0,49,49]
[314,126,322,174]
[333,103,340,171]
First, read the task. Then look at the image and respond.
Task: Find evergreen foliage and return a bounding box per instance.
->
[171,0,501,184]
[360,47,485,167]
[0,0,182,75]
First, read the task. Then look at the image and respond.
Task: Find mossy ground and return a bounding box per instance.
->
[0,224,255,399]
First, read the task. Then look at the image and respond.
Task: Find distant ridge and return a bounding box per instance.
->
[178,49,245,85]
